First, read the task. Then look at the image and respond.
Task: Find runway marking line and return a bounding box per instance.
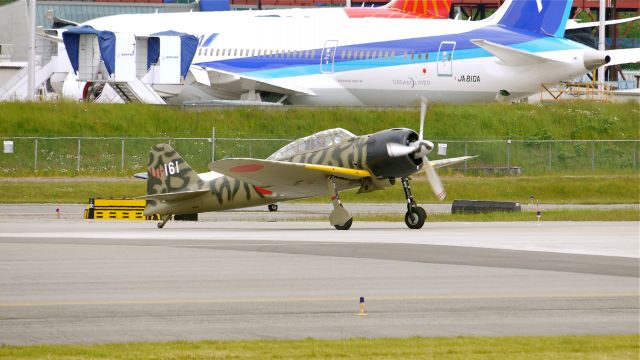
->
[0,292,637,308]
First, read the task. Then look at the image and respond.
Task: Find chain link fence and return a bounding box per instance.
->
[0,137,638,176]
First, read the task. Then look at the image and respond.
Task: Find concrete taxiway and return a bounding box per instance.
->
[0,207,637,345]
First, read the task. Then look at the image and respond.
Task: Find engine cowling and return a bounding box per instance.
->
[365,128,422,179]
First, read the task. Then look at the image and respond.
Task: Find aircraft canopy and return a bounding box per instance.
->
[268,128,356,160]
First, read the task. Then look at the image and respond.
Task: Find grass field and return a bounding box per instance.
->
[1,101,638,176]
[0,175,637,204]
[1,101,638,140]
[0,335,637,359]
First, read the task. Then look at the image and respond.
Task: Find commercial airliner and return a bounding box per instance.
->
[67,0,638,105]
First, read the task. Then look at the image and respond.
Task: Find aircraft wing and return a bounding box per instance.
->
[191,66,316,96]
[566,16,640,30]
[605,48,640,66]
[471,39,568,66]
[209,158,370,197]
[430,156,476,169]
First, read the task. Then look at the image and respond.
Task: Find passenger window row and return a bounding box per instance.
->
[196,47,429,62]
[197,48,317,58]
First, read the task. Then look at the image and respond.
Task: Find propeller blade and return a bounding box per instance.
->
[423,156,446,201]
[419,97,427,141]
[387,142,416,157]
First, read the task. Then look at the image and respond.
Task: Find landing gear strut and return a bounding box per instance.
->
[327,176,352,230]
[157,214,172,229]
[401,177,426,229]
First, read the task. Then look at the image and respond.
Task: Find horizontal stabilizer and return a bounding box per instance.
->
[605,48,640,67]
[471,39,568,66]
[138,189,210,202]
[566,16,640,30]
[430,156,476,169]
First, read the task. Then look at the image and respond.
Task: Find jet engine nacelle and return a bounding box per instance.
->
[365,128,422,179]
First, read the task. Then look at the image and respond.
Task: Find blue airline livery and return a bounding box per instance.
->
[72,0,638,105]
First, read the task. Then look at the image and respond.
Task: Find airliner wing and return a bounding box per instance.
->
[605,48,640,67]
[191,66,315,96]
[209,158,370,197]
[566,16,640,30]
[471,39,569,66]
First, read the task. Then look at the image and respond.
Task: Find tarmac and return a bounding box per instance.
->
[0,204,638,345]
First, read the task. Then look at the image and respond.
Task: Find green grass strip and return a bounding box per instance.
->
[0,175,637,204]
[0,335,638,359]
[1,101,638,141]
[355,209,640,222]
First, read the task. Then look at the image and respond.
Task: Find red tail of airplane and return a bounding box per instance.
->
[386,0,452,18]
[345,0,451,19]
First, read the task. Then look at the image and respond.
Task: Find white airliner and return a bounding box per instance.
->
[63,0,639,106]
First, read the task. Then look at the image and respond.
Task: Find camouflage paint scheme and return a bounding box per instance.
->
[143,136,388,217]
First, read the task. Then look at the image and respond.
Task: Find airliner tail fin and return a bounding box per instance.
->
[493,0,572,38]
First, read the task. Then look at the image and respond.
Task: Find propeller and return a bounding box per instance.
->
[385,97,446,201]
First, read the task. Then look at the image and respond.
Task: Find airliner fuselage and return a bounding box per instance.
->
[80,1,614,106]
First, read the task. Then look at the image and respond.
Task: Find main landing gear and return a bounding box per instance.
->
[157,214,172,229]
[401,177,426,229]
[327,176,353,230]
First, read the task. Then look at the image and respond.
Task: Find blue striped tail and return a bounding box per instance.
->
[497,0,572,38]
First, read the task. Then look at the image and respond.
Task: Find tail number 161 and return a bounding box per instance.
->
[165,160,180,175]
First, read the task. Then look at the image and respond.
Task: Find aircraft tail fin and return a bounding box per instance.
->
[385,0,451,18]
[145,143,204,197]
[492,0,572,38]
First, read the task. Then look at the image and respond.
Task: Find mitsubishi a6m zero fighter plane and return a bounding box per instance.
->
[142,102,473,230]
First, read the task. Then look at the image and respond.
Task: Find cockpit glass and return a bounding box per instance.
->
[267,128,356,160]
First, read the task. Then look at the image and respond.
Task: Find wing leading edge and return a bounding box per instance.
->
[190,66,316,97]
[209,159,370,197]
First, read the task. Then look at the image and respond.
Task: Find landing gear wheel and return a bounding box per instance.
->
[404,207,426,229]
[157,214,171,229]
[268,204,278,212]
[334,218,353,230]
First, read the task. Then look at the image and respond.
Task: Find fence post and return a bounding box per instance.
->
[464,142,468,175]
[548,141,552,172]
[633,141,640,171]
[212,127,215,163]
[249,140,252,158]
[121,138,125,171]
[591,141,595,172]
[77,138,81,172]
[506,140,511,175]
[34,138,38,172]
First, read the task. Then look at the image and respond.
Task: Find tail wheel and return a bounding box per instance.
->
[268,204,278,212]
[404,207,426,229]
[334,218,353,230]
